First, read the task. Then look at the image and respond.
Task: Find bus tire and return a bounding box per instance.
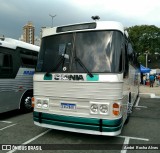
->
[125,92,131,124]
[20,92,33,113]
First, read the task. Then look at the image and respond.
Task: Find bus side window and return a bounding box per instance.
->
[124,45,129,78]
[0,52,13,78]
[19,48,38,68]
[0,53,3,67]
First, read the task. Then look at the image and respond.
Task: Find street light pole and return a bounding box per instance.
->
[144,51,149,68]
[49,14,56,27]
[146,52,148,68]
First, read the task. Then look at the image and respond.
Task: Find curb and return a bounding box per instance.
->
[139,93,160,98]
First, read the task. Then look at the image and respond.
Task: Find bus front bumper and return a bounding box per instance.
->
[33,111,123,136]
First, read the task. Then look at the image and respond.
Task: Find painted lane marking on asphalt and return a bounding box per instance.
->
[121,137,130,153]
[154,96,160,98]
[150,93,156,98]
[140,93,160,98]
[150,93,160,98]
[0,121,12,124]
[134,97,147,108]
[7,129,52,153]
[0,124,16,131]
[118,135,149,153]
[135,106,147,108]
[118,135,149,141]
[135,97,140,107]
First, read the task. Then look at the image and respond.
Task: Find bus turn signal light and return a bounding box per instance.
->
[32,97,35,108]
[113,103,120,116]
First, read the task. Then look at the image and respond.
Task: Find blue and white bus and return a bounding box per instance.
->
[33,21,139,136]
[0,37,39,113]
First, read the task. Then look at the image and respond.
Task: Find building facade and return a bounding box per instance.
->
[23,21,35,44]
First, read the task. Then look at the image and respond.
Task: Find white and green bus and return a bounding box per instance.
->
[0,37,39,113]
[33,21,139,136]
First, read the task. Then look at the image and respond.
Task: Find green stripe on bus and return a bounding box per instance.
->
[86,74,99,81]
[102,124,122,132]
[34,117,99,131]
[34,117,122,132]
[102,118,123,126]
[33,111,99,125]
[33,112,122,127]
[44,73,52,80]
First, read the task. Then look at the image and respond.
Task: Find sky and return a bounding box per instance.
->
[0,0,160,39]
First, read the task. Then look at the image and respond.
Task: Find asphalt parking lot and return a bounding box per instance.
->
[0,97,160,153]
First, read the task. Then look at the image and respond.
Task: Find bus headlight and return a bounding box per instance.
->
[42,99,49,109]
[99,104,108,114]
[36,99,42,108]
[90,102,110,115]
[90,104,98,114]
[36,98,49,109]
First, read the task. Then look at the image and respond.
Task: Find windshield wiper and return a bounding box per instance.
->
[45,53,69,77]
[52,55,64,72]
[52,53,69,72]
[75,57,93,78]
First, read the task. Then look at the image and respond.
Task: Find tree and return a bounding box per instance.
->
[137,55,145,66]
[126,25,160,68]
[127,25,160,54]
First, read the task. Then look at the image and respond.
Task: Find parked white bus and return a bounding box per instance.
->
[33,21,140,136]
[0,37,39,113]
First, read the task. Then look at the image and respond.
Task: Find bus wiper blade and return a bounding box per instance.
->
[45,55,64,76]
[50,53,69,72]
[75,57,93,78]
[52,55,64,72]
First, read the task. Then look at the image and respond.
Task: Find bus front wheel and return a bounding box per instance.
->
[20,92,33,113]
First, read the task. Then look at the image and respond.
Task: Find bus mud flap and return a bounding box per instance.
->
[99,119,102,132]
[38,112,42,123]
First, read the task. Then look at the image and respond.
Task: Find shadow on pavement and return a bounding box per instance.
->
[0,109,22,120]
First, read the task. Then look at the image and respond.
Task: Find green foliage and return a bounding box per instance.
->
[137,55,145,65]
[126,25,160,68]
[127,25,160,54]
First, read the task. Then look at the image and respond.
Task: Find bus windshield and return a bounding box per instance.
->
[37,30,123,73]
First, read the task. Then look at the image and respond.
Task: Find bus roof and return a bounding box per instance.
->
[41,21,126,38]
[0,37,40,52]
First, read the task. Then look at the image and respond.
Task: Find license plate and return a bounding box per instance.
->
[61,103,76,110]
